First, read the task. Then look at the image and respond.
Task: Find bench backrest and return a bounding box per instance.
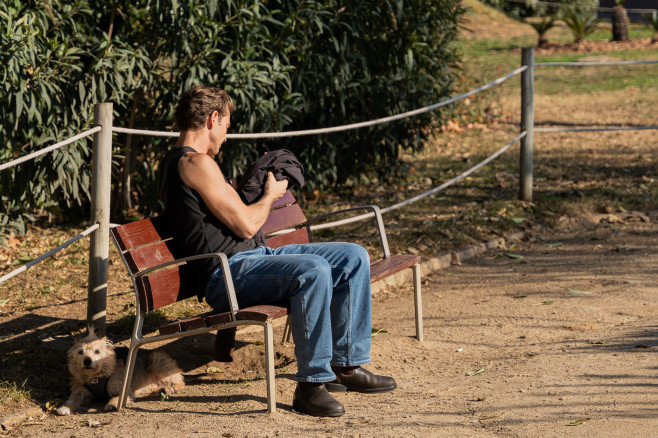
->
[111,190,309,311]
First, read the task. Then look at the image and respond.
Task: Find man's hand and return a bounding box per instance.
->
[264,172,288,202]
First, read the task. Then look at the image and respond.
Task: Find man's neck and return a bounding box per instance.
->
[175,129,209,155]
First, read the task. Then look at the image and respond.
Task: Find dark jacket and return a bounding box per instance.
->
[236,149,304,205]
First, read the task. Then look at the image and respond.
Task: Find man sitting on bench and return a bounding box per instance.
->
[158,85,396,417]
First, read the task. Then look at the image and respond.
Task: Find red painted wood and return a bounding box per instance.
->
[124,241,177,274]
[204,312,235,327]
[271,190,296,210]
[112,216,169,251]
[236,305,288,322]
[265,228,310,248]
[369,254,421,283]
[158,316,204,335]
[261,204,307,235]
[136,268,183,311]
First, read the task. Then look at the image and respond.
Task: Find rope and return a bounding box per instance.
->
[112,126,180,137]
[297,131,527,232]
[0,223,99,285]
[537,60,658,67]
[112,66,528,140]
[536,126,658,133]
[0,126,102,172]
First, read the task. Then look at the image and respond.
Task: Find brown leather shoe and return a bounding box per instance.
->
[325,366,397,393]
[292,383,345,417]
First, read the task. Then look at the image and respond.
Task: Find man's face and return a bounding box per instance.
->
[210,111,231,156]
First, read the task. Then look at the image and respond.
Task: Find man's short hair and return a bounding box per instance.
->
[174,85,234,131]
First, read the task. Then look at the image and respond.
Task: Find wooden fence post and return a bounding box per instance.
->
[520,47,535,202]
[88,103,113,335]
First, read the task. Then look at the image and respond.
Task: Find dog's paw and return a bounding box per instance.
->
[56,406,71,416]
[162,386,178,395]
[103,403,118,412]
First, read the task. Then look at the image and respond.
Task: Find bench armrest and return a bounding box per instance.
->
[135,252,241,316]
[304,205,391,258]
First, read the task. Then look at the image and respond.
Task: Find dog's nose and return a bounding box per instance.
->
[83,357,92,368]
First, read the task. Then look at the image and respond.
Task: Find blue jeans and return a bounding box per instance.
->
[205,242,372,383]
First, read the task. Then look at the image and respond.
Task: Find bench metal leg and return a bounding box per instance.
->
[118,344,139,409]
[264,321,276,413]
[281,315,292,344]
[412,263,423,342]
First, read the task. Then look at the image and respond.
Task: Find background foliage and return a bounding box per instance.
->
[0,0,463,234]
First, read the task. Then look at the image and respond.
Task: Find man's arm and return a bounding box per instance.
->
[179,152,288,239]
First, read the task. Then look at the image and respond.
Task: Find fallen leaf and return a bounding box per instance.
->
[513,294,527,299]
[615,244,628,252]
[44,400,61,411]
[205,367,223,373]
[511,217,525,224]
[567,418,590,426]
[567,288,590,295]
[545,242,563,248]
[467,368,485,376]
[506,253,524,260]
[542,300,553,305]
[253,340,264,346]
[371,328,389,336]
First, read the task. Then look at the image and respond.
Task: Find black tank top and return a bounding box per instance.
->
[158,146,261,300]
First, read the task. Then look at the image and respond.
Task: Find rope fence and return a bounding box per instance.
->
[0,126,101,172]
[299,132,528,233]
[536,125,658,133]
[536,60,658,67]
[0,223,99,285]
[111,66,528,140]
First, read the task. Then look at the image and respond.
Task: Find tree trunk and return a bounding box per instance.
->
[612,5,629,42]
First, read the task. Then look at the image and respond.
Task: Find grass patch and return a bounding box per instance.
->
[0,379,31,404]
[535,63,658,95]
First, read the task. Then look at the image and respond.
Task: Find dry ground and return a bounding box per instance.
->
[3,212,658,438]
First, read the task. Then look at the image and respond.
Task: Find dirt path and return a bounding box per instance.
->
[5,214,657,437]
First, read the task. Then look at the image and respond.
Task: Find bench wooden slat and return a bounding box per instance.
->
[204,312,235,327]
[137,268,184,311]
[112,216,170,251]
[236,305,289,322]
[271,191,296,210]
[124,240,177,274]
[369,254,421,283]
[158,306,288,336]
[261,204,307,235]
[265,228,310,249]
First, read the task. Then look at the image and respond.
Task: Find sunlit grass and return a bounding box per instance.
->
[0,379,31,404]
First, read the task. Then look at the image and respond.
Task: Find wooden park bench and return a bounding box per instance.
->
[110,191,422,413]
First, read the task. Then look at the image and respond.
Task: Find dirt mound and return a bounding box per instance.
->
[537,37,658,55]
[460,0,536,40]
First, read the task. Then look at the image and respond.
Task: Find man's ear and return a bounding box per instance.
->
[207,110,219,129]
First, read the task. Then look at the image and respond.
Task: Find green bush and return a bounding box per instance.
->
[0,0,464,234]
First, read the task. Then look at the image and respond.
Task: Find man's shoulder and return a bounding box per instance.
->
[178,150,223,191]
[179,150,217,172]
